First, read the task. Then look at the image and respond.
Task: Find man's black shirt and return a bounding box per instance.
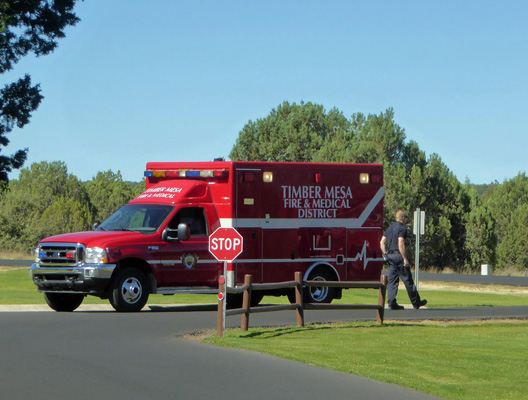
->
[384,221,407,253]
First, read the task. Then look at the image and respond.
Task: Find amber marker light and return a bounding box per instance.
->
[263,171,273,182]
[359,173,370,184]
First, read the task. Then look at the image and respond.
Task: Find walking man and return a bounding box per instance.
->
[380,210,427,310]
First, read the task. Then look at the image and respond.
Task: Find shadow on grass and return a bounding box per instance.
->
[234,321,428,339]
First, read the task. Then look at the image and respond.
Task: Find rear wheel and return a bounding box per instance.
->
[226,292,264,309]
[44,292,84,312]
[304,268,336,303]
[109,268,150,312]
[286,289,297,304]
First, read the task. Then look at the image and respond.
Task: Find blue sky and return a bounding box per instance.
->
[3,0,527,184]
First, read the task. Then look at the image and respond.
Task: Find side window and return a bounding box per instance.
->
[168,207,208,237]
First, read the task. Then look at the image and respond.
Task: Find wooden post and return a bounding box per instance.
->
[295,271,304,327]
[217,275,226,337]
[377,274,388,325]
[241,274,252,331]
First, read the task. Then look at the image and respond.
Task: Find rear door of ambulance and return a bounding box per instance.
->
[234,167,263,283]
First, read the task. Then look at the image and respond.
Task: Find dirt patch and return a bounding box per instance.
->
[182,329,216,342]
[385,318,528,326]
[0,266,23,272]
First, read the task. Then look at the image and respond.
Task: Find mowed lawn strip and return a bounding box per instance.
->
[0,268,217,305]
[1,267,527,307]
[205,320,528,400]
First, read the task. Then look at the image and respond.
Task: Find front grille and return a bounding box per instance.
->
[38,243,84,267]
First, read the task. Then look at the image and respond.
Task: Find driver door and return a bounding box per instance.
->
[158,207,219,287]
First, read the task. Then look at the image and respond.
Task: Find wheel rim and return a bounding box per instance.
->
[309,276,328,302]
[121,277,142,304]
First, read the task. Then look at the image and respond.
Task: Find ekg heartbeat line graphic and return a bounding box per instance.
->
[349,241,383,270]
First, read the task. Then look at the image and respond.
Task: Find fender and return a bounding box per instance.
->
[304,262,340,282]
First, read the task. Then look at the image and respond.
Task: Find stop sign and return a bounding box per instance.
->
[209,227,243,262]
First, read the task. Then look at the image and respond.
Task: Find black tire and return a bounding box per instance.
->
[226,291,263,309]
[109,268,149,312]
[250,292,264,307]
[226,293,243,309]
[304,268,336,303]
[286,289,297,304]
[44,292,84,312]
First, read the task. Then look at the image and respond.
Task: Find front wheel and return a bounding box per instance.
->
[226,293,243,309]
[44,292,84,312]
[109,268,150,312]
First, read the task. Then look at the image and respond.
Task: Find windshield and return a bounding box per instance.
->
[97,204,173,233]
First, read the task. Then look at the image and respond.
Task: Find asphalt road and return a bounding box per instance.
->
[417,271,528,287]
[0,259,32,267]
[1,309,447,400]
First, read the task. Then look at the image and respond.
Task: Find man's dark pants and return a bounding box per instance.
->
[387,254,420,307]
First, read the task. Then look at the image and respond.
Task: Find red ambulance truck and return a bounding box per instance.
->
[29,161,384,312]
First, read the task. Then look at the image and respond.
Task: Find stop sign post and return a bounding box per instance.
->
[209,227,243,262]
[210,227,243,337]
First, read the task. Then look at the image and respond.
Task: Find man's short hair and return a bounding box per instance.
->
[396,210,407,221]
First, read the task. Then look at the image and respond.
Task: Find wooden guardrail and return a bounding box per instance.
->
[216,272,387,337]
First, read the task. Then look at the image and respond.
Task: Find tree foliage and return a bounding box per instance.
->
[485,173,528,271]
[0,161,91,251]
[0,161,143,253]
[1,0,80,72]
[464,186,497,268]
[0,0,80,186]
[230,101,347,162]
[85,170,134,223]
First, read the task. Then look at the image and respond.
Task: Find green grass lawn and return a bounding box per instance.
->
[206,320,528,400]
[0,268,218,305]
[1,267,527,307]
[334,283,528,308]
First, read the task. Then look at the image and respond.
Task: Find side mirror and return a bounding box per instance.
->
[161,228,172,242]
[177,223,190,241]
[162,223,190,242]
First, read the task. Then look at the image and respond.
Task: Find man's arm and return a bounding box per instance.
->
[380,236,387,253]
[398,237,409,266]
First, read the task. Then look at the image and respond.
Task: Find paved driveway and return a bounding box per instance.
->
[0,310,445,400]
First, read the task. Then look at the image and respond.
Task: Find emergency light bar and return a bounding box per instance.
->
[144,169,229,179]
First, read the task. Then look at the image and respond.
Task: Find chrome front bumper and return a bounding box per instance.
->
[29,263,117,295]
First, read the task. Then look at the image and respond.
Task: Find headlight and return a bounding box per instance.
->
[34,246,40,263]
[85,247,108,264]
